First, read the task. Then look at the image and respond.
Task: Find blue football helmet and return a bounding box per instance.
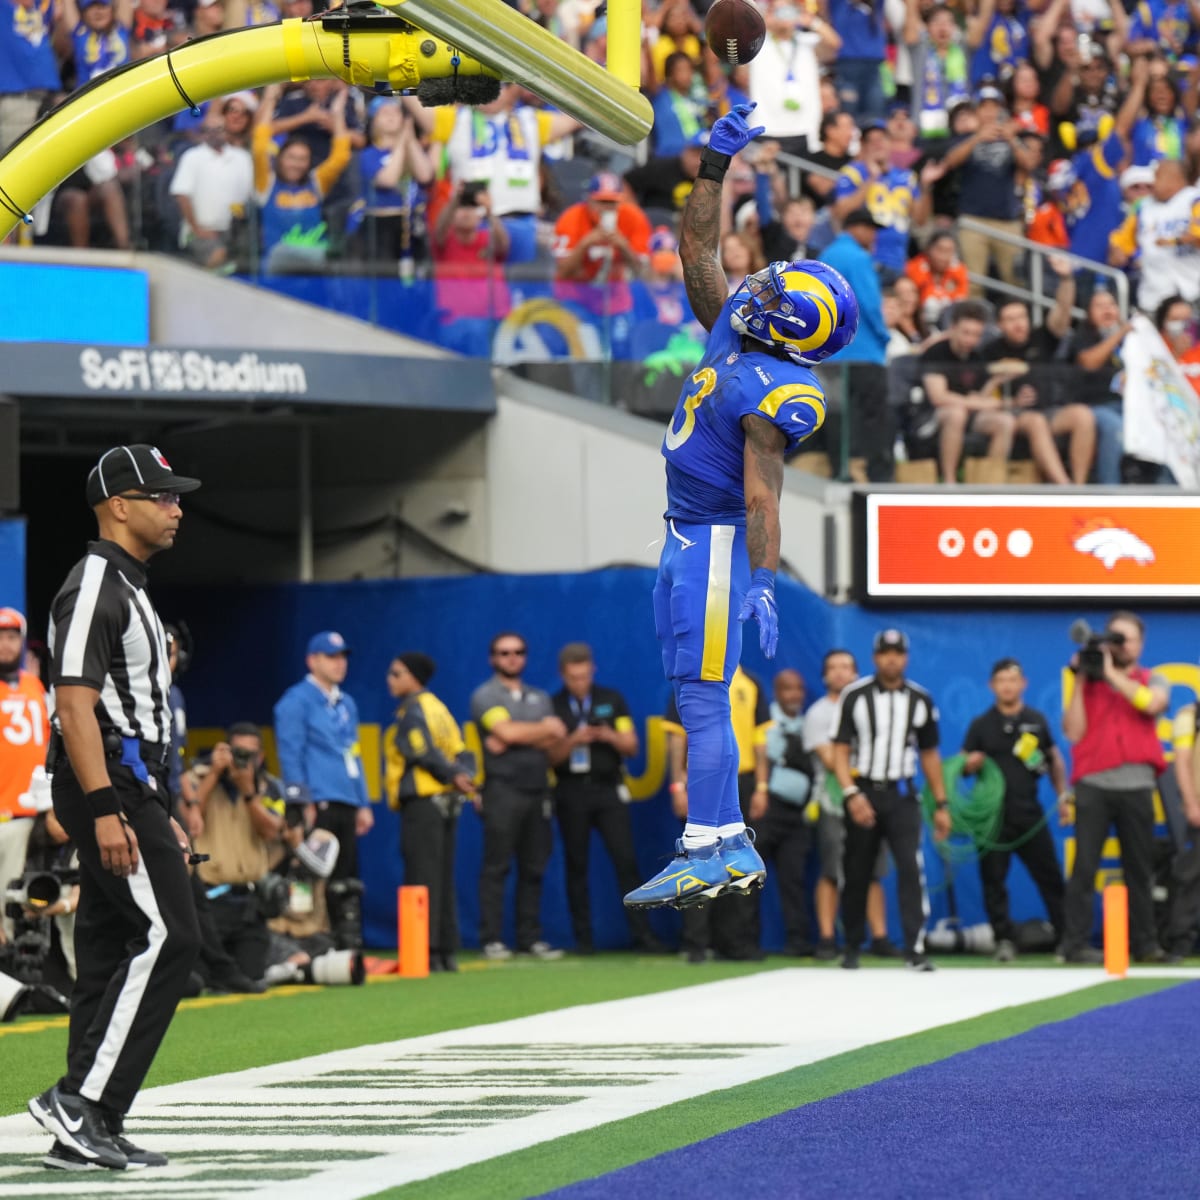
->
[729,259,860,365]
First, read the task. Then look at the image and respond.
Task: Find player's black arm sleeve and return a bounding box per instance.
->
[679,176,727,331]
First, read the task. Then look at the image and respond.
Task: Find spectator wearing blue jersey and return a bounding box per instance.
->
[651,50,706,158]
[966,0,1030,88]
[829,0,888,122]
[351,96,434,266]
[938,87,1039,294]
[820,208,894,480]
[274,631,372,949]
[0,0,63,154]
[63,0,130,86]
[831,122,942,282]
[1130,66,1188,166]
[1127,0,1197,61]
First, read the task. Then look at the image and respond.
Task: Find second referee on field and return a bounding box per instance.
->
[832,629,951,972]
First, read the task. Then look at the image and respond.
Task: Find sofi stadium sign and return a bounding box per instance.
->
[857,493,1200,599]
[80,347,308,395]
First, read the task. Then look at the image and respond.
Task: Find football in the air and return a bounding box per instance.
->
[705,0,767,66]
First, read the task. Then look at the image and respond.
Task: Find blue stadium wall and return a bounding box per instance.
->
[167,569,1200,952]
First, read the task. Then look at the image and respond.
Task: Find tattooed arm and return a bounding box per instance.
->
[741,414,786,573]
[679,176,727,332]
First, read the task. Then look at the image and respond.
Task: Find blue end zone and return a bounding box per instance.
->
[539,980,1200,1200]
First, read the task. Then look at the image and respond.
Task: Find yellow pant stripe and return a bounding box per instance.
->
[700,525,735,682]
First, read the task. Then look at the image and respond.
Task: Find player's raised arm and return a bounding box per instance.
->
[679,103,765,331]
[739,414,786,658]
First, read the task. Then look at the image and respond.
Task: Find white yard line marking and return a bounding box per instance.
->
[0,968,1186,1199]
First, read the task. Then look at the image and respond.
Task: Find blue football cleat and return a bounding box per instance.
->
[718,829,767,895]
[624,839,728,910]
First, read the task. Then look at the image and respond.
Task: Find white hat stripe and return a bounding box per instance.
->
[122,445,145,485]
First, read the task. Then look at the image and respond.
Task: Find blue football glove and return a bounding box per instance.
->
[707,103,767,157]
[738,568,779,659]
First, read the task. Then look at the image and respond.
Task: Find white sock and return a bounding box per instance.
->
[682,823,719,850]
[718,822,746,839]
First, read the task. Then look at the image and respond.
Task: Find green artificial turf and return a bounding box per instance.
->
[378,975,1183,1200]
[0,954,781,1114]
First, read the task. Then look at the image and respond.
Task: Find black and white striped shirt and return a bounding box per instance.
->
[49,540,172,746]
[833,676,940,782]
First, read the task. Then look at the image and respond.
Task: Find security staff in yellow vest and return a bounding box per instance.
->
[384,652,476,973]
[191,724,286,983]
[665,665,771,962]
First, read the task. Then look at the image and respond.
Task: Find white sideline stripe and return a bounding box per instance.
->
[0,968,1193,1199]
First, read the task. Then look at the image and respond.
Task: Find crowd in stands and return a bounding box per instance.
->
[6,0,1200,479]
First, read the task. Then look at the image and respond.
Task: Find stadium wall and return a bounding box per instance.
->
[169,569,1200,953]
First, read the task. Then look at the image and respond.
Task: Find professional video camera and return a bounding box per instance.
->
[2,867,79,988]
[1069,619,1126,683]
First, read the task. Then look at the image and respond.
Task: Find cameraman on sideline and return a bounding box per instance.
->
[1061,612,1169,964]
[191,724,286,983]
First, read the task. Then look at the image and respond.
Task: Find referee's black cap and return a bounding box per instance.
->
[86,445,202,507]
[873,628,910,654]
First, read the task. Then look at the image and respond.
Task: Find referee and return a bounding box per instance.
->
[832,629,950,972]
[28,445,202,1172]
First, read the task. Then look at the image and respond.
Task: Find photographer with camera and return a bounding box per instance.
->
[191,724,286,984]
[3,809,79,1013]
[758,670,817,956]
[1060,613,1169,964]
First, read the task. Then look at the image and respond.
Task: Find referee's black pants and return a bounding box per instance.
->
[52,762,200,1119]
[478,779,552,950]
[1062,782,1157,957]
[843,784,925,956]
[978,807,1064,944]
[400,796,460,960]
[555,779,651,949]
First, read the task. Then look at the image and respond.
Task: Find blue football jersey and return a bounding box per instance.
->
[662,297,826,525]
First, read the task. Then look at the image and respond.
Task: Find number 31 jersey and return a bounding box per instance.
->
[662,296,827,526]
[1,670,49,818]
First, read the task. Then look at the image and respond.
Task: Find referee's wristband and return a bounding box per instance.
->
[697,147,732,183]
[842,785,862,800]
[86,786,121,818]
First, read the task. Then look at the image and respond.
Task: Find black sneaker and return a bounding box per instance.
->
[27,1087,127,1170]
[439,953,459,972]
[841,952,860,970]
[869,937,902,959]
[43,1141,100,1172]
[104,1114,168,1168]
[906,955,937,973]
[109,1133,167,1168]
[814,939,839,961]
[1056,946,1104,965]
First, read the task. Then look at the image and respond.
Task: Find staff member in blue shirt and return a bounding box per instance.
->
[274,631,371,950]
[819,208,893,480]
[0,0,61,154]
